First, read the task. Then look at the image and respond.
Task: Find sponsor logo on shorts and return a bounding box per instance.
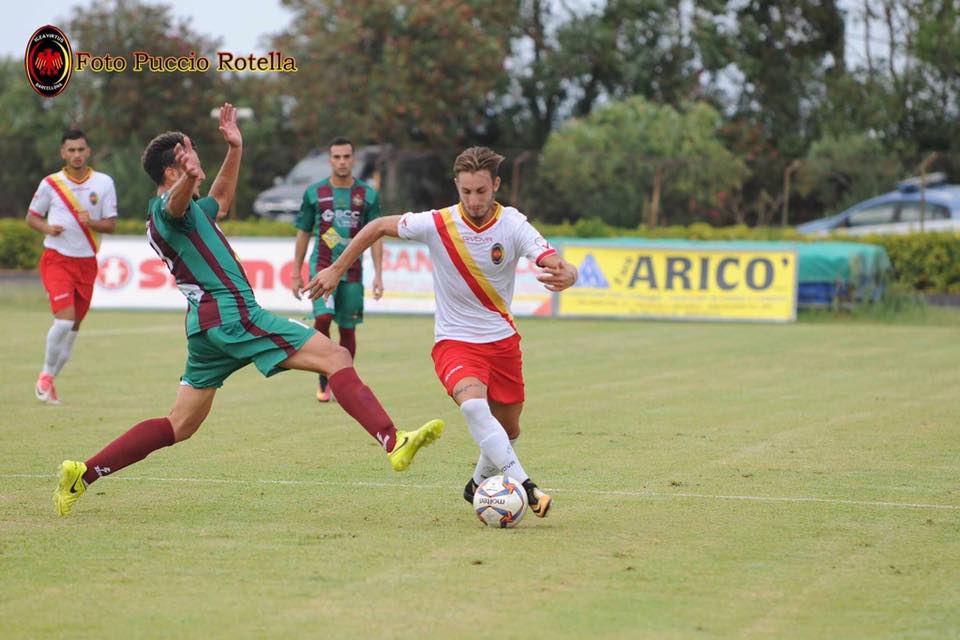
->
[444,364,464,383]
[53,292,70,301]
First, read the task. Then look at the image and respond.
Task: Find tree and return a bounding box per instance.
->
[503,0,699,149]
[694,0,846,157]
[795,132,904,216]
[272,0,517,149]
[536,96,745,227]
[0,59,68,216]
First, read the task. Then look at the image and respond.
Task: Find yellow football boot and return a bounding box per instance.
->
[53,460,87,517]
[387,419,444,472]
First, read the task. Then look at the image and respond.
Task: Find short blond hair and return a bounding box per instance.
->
[453,146,504,180]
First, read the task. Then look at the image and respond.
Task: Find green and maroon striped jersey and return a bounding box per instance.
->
[295,178,381,283]
[147,193,257,336]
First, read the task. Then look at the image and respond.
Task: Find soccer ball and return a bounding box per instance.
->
[473,475,528,528]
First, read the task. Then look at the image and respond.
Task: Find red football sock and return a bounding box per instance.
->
[313,315,332,337]
[328,367,398,451]
[82,417,175,485]
[339,328,356,359]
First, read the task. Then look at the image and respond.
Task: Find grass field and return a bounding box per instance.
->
[1,284,959,639]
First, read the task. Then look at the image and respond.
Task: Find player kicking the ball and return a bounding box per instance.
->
[53,104,443,517]
[304,147,577,518]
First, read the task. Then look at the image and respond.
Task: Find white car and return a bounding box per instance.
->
[797,174,960,236]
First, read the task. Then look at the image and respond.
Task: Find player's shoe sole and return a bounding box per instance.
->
[53,460,87,517]
[387,419,444,472]
[463,478,478,504]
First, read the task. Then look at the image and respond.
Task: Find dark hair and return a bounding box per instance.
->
[329,136,354,152]
[141,131,186,185]
[454,146,504,179]
[61,129,87,144]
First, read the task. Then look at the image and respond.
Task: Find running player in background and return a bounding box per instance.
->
[291,137,384,402]
[304,147,577,517]
[26,129,118,404]
[53,104,443,517]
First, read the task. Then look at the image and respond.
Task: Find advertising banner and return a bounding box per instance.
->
[92,236,553,317]
[559,244,797,322]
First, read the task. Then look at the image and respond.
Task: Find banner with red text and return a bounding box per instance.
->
[92,236,554,317]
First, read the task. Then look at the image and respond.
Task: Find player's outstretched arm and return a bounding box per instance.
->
[303,215,401,301]
[208,103,243,218]
[166,136,202,218]
[537,253,578,292]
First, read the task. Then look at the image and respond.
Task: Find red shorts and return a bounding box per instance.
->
[431,334,525,405]
[39,249,98,321]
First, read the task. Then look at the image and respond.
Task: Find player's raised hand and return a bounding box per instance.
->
[536,259,578,292]
[174,136,201,179]
[218,102,242,149]
[303,266,341,302]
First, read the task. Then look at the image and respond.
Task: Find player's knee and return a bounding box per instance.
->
[330,344,353,370]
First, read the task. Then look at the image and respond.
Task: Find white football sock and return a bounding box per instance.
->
[53,330,79,376]
[473,438,518,485]
[42,319,73,376]
[461,399,528,483]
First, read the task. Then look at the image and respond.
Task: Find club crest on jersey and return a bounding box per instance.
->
[491,243,504,265]
[89,191,98,205]
[351,193,364,208]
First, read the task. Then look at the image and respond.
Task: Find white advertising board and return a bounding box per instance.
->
[92,236,553,317]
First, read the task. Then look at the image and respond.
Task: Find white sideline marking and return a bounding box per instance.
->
[79,324,181,337]
[6,473,960,511]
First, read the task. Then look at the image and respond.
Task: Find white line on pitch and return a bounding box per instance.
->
[5,473,959,511]
[79,324,182,337]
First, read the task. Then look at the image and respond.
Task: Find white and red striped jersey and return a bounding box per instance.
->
[398,202,557,343]
[28,168,118,257]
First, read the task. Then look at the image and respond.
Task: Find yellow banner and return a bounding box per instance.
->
[559,245,797,322]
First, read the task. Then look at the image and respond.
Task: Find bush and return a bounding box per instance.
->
[863,232,960,293]
[5,215,960,293]
[0,219,44,270]
[113,217,296,237]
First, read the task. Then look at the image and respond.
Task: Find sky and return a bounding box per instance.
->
[6,1,293,59]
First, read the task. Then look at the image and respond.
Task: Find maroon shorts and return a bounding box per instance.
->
[39,249,97,321]
[431,334,525,404]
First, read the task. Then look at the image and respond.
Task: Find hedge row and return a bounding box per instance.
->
[3,217,959,292]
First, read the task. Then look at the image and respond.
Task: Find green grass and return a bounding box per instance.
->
[1,284,959,639]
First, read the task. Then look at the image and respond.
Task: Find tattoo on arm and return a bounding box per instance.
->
[453,383,486,401]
